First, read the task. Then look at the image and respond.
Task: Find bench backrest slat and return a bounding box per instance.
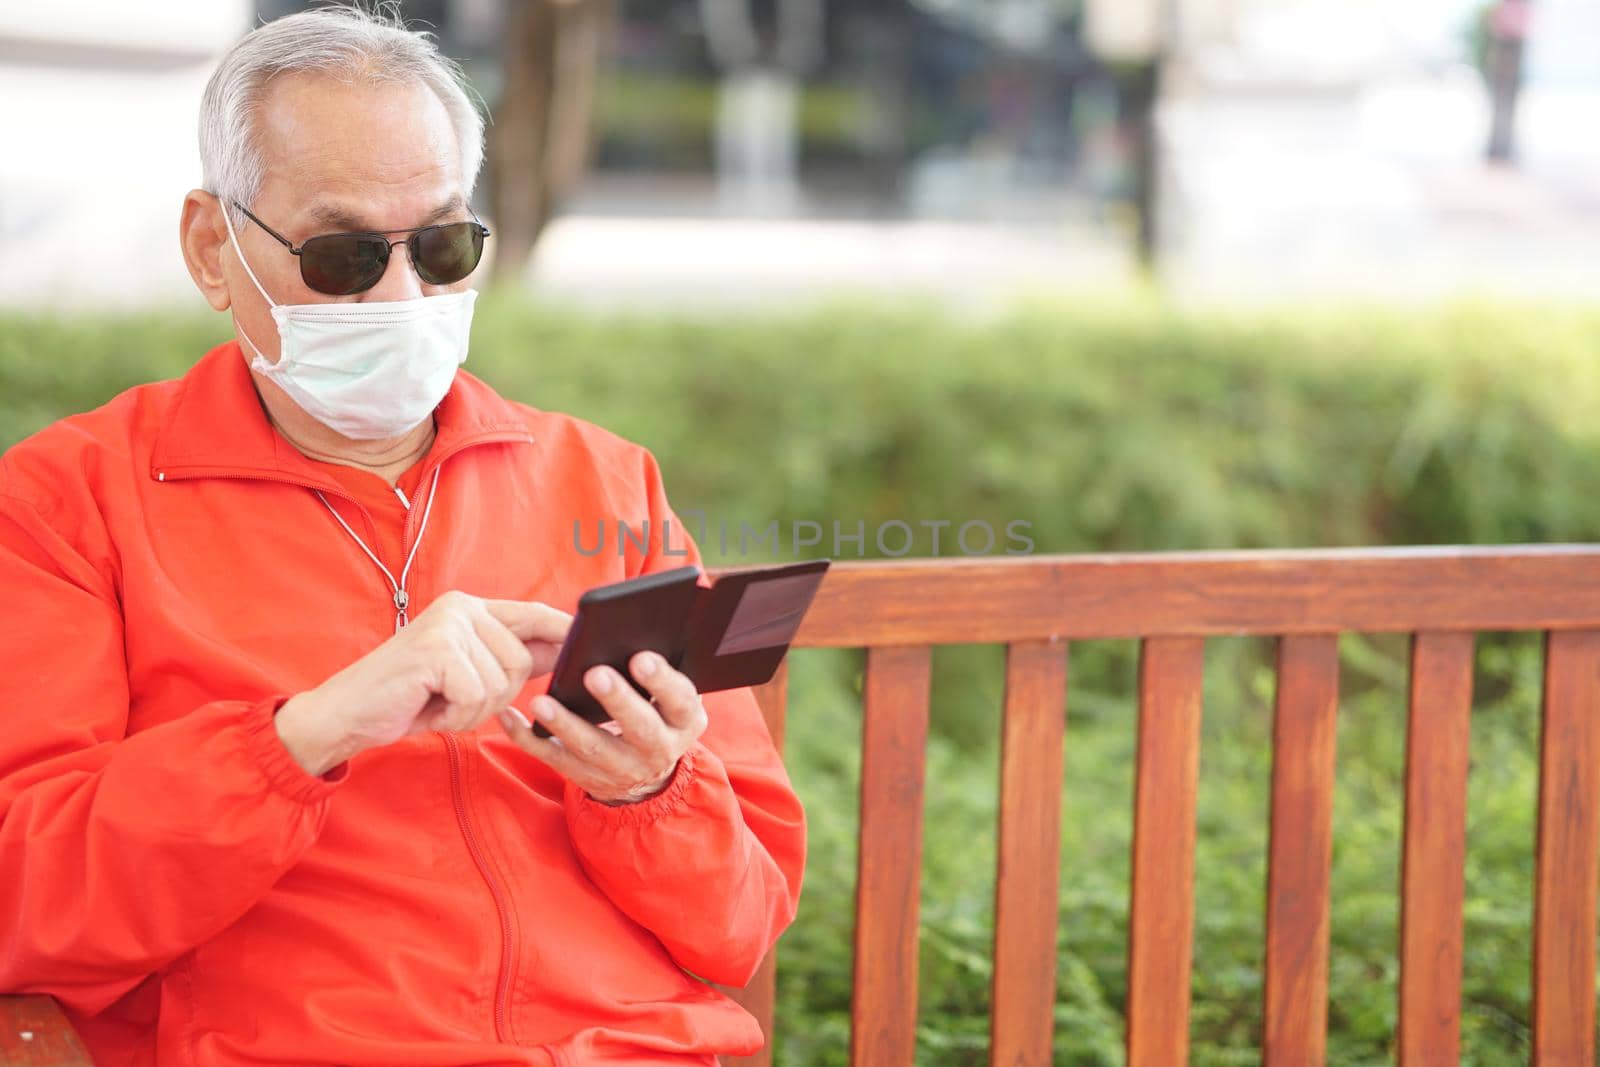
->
[850,645,932,1065]
[1125,636,1205,1067]
[1532,631,1600,1065]
[989,638,1069,1067]
[1397,630,1474,1066]
[1261,634,1340,1067]
[792,548,1600,646]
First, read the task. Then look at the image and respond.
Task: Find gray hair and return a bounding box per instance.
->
[199,4,486,212]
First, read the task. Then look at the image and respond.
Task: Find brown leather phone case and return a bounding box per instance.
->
[541,559,830,734]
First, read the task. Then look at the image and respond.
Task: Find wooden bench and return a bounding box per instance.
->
[6,546,1600,1066]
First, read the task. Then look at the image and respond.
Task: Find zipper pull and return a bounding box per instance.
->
[394,589,410,631]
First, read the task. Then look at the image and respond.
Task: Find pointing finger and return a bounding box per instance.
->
[482,600,573,644]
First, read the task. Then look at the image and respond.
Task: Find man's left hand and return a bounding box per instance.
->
[498,650,708,805]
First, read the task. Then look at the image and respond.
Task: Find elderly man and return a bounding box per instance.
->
[0,7,804,1066]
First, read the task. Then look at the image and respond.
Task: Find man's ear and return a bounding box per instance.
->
[180,190,232,312]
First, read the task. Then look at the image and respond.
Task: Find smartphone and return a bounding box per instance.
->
[538,559,830,736]
[542,565,703,731]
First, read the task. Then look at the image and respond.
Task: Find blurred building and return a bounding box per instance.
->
[520,0,1137,305]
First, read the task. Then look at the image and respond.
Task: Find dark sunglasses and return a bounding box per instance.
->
[231,201,491,296]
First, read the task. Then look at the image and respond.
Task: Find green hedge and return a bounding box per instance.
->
[3,296,1598,1064]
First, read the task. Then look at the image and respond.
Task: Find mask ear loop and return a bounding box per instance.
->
[220,200,280,364]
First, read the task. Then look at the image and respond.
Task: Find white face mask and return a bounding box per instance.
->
[222,203,476,441]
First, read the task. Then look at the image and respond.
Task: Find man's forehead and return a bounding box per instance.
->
[301,193,467,231]
[255,73,465,231]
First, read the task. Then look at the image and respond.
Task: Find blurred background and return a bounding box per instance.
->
[3,3,1599,1065]
[4,0,1599,306]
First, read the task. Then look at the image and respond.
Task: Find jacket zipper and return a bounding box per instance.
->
[442,730,517,1043]
[314,466,441,631]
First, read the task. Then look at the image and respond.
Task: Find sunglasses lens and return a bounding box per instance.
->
[411,222,485,285]
[300,234,389,295]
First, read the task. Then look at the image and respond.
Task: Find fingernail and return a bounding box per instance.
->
[635,651,658,678]
[503,706,532,730]
[588,667,613,694]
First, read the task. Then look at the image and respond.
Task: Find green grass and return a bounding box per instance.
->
[2,294,1597,1063]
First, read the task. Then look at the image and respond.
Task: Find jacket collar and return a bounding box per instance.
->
[149,341,534,485]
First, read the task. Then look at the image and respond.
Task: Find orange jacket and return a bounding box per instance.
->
[0,342,806,1066]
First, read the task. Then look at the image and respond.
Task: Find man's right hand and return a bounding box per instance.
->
[274,592,573,777]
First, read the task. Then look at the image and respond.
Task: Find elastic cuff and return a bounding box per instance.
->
[566,744,717,830]
[245,695,348,804]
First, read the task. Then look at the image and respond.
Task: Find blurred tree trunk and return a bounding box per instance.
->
[487,0,612,281]
[1119,60,1161,270]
